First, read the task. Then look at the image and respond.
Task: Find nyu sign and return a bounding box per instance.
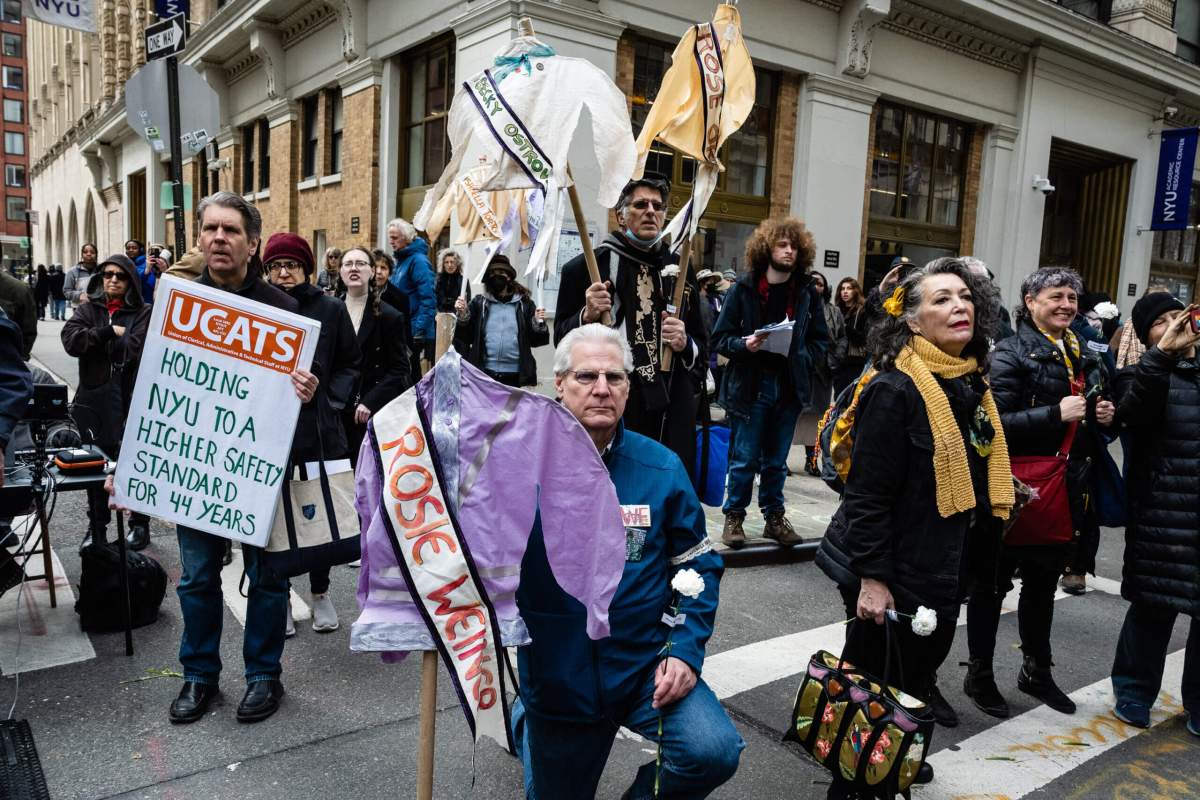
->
[154,0,188,19]
[1151,128,1200,231]
[21,0,96,32]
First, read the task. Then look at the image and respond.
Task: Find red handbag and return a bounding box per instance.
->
[1005,379,1081,546]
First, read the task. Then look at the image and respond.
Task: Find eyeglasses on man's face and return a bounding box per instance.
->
[629,199,665,212]
[565,369,629,387]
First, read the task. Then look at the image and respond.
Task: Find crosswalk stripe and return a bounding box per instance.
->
[219,548,310,627]
[924,649,1185,799]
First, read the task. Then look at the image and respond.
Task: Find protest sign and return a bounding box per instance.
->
[113,277,319,546]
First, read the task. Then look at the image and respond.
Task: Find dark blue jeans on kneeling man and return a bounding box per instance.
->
[176,525,287,685]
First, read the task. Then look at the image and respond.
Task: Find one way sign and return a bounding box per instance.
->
[145,13,187,60]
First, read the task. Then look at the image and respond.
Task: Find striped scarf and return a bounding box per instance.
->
[895,336,1013,520]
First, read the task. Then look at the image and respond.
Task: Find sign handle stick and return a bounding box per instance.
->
[660,233,694,372]
[565,165,612,327]
[416,649,438,800]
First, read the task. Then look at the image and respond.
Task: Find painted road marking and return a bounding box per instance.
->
[0,534,96,675]
[219,547,310,627]
[924,649,1185,799]
[706,578,1083,700]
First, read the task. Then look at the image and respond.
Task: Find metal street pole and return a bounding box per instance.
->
[24,210,33,274]
[166,53,187,258]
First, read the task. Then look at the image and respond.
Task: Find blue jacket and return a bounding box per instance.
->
[133,254,156,302]
[0,308,32,450]
[516,425,723,722]
[389,238,436,341]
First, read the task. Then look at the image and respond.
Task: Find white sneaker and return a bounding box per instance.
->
[285,599,296,638]
[312,592,339,632]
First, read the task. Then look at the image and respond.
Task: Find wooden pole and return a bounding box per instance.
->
[565,167,613,327]
[659,233,694,372]
[416,649,439,800]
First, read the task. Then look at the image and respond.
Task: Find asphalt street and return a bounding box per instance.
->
[3,317,1196,800]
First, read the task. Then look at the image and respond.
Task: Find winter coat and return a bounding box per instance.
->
[517,423,723,722]
[282,281,362,463]
[63,261,97,307]
[389,238,437,341]
[822,301,847,378]
[711,271,830,419]
[34,272,50,304]
[0,270,36,360]
[1115,347,1200,616]
[456,291,549,387]
[435,271,471,313]
[350,299,412,413]
[816,369,1000,619]
[48,270,66,301]
[0,309,31,451]
[61,255,152,452]
[133,254,156,302]
[989,317,1110,573]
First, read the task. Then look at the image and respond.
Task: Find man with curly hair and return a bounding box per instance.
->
[711,217,829,548]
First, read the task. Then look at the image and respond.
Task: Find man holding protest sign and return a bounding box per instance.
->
[109,192,319,724]
[554,177,707,471]
[511,324,741,799]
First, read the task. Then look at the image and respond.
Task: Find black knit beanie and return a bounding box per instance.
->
[1132,292,1185,346]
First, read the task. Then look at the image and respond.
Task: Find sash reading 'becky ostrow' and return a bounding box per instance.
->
[369,390,514,753]
[464,70,553,193]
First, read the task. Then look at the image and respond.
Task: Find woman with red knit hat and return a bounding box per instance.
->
[263,232,362,635]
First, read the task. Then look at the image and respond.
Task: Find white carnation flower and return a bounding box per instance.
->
[671,568,705,599]
[1093,301,1120,320]
[911,606,938,637]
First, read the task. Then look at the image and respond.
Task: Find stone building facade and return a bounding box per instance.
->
[27,0,1200,310]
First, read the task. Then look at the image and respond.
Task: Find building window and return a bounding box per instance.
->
[0,1,18,23]
[301,95,319,179]
[3,98,20,123]
[328,90,343,175]
[1150,183,1200,302]
[4,131,22,155]
[2,66,22,91]
[5,164,23,187]
[865,102,972,287]
[1053,0,1112,22]
[241,124,255,194]
[2,33,19,58]
[6,196,24,221]
[402,37,453,187]
[1178,0,1200,63]
[258,118,270,190]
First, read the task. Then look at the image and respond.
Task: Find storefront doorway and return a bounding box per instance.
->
[1039,138,1132,298]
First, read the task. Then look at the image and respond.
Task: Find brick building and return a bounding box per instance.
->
[1,0,28,272]
[26,0,1200,311]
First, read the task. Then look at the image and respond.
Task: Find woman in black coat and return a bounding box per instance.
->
[965,267,1116,720]
[61,254,153,550]
[264,234,362,634]
[1111,292,1200,732]
[833,277,868,394]
[337,247,413,462]
[435,249,471,313]
[815,259,1012,794]
[34,265,49,320]
[454,255,548,387]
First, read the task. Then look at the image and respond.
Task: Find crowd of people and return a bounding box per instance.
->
[0,171,1193,800]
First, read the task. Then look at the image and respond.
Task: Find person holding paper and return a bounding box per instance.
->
[147,192,315,725]
[711,218,829,549]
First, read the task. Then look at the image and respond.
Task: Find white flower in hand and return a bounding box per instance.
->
[671,568,705,599]
[911,606,937,637]
[1093,301,1120,320]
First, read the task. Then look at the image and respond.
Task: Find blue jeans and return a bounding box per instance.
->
[1112,602,1200,713]
[511,672,744,799]
[52,299,66,319]
[176,526,287,685]
[722,373,801,517]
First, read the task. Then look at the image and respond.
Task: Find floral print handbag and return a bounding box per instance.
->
[784,619,936,798]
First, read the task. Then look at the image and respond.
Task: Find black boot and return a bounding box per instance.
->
[925,675,958,727]
[126,518,150,551]
[1017,655,1076,714]
[804,446,821,477]
[963,659,1010,718]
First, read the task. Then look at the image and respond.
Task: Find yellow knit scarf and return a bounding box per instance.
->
[895,336,1014,520]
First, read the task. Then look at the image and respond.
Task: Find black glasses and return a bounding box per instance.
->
[268,261,303,273]
[102,271,127,281]
[630,199,665,212]
[565,369,628,387]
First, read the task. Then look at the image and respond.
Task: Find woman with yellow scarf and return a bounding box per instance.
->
[815,258,1012,798]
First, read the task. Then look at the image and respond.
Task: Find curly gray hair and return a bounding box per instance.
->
[1014,266,1084,325]
[868,257,1003,370]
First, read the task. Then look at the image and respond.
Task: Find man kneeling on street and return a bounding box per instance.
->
[511,323,743,799]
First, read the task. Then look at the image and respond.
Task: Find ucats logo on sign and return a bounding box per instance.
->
[161,290,306,374]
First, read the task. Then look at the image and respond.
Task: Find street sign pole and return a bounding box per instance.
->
[166,53,187,258]
[24,211,33,274]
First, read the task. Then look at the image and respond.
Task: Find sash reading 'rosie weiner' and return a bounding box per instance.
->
[464,70,553,193]
[370,391,514,753]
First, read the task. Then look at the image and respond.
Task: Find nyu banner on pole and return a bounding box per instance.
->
[1151,127,1200,231]
[21,0,96,32]
[154,0,188,20]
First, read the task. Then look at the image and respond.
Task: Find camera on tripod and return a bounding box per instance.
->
[1,384,88,517]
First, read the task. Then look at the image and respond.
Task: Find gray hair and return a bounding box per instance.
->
[387,217,417,242]
[959,256,994,281]
[440,249,462,271]
[1014,266,1084,324]
[554,324,634,375]
[197,191,262,242]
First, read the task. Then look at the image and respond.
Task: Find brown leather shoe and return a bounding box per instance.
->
[721,514,746,549]
[763,510,802,546]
